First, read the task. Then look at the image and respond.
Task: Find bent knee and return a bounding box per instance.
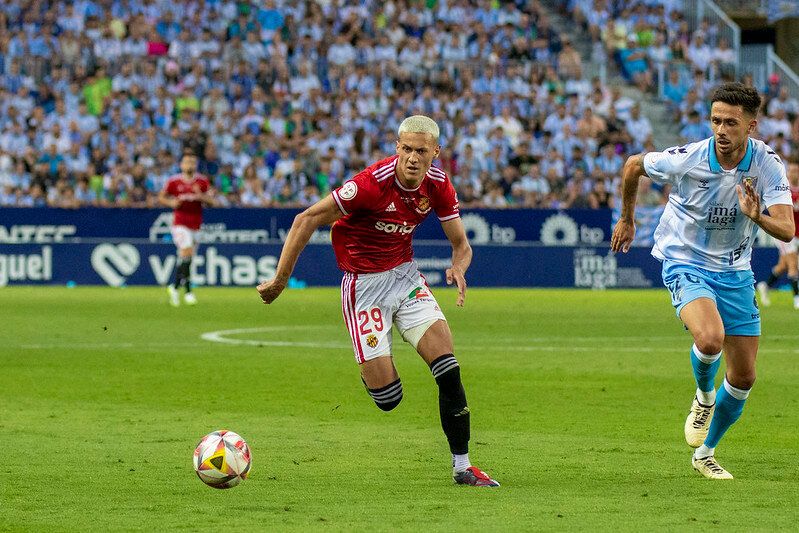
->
[693,332,724,356]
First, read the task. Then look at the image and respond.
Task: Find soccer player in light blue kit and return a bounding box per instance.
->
[611,83,795,479]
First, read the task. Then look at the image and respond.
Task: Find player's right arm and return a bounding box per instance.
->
[257,195,344,304]
[158,181,180,209]
[610,153,649,253]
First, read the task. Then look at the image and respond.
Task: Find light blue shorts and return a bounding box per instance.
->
[661,260,760,336]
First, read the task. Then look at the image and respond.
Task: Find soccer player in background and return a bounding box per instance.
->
[257,115,499,487]
[611,83,795,479]
[158,151,214,306]
[757,161,799,309]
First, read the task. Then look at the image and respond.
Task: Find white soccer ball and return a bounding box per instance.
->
[193,429,251,489]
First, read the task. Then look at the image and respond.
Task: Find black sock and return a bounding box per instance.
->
[364,378,403,411]
[767,272,779,287]
[179,258,192,292]
[430,354,469,455]
[791,276,798,296]
[173,258,184,289]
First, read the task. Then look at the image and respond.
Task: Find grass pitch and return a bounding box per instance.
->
[2,286,798,531]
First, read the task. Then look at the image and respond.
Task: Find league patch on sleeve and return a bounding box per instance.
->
[339,181,358,200]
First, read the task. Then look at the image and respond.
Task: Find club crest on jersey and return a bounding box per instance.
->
[408,286,430,300]
[414,196,431,214]
[742,176,758,188]
[339,181,358,200]
[365,334,378,348]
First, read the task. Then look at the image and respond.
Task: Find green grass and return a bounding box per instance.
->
[2,286,798,531]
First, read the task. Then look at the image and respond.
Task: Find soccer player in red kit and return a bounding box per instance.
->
[757,161,799,308]
[158,151,214,306]
[257,115,499,487]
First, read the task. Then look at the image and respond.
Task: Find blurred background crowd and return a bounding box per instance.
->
[0,0,797,210]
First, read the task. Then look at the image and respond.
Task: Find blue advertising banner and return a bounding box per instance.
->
[0,207,612,246]
[0,241,781,289]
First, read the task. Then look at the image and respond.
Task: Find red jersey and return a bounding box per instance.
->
[792,186,799,237]
[330,155,460,273]
[163,174,210,230]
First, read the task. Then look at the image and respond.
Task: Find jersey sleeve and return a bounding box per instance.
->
[643,147,692,185]
[761,157,791,208]
[198,177,210,192]
[433,178,460,222]
[331,171,378,215]
[163,179,176,196]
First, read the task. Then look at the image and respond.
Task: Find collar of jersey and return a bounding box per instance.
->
[708,137,753,173]
[395,175,423,192]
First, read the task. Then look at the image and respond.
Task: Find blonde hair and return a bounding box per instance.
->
[398,115,440,141]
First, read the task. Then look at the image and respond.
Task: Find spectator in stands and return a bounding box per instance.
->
[680,110,714,143]
[617,35,653,93]
[0,0,681,209]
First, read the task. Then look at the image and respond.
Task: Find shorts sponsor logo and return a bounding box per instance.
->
[408,286,430,299]
[374,221,416,234]
[365,334,378,348]
[339,181,358,200]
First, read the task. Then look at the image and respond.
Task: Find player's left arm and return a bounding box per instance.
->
[195,180,217,206]
[737,181,795,242]
[441,217,472,307]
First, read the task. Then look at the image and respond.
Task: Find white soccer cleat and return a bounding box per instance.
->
[685,397,714,448]
[184,292,197,305]
[167,285,180,307]
[793,295,799,310]
[692,455,733,479]
[756,281,771,307]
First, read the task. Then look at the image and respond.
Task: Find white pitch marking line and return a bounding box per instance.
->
[197,327,799,354]
[200,326,349,349]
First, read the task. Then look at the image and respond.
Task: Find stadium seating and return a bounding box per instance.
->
[2,0,793,211]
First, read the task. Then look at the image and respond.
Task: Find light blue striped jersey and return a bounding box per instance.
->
[643,137,791,271]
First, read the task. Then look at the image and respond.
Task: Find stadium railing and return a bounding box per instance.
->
[688,0,742,77]
[740,43,799,100]
[713,0,767,16]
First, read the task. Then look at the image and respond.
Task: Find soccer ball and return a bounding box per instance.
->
[193,429,251,489]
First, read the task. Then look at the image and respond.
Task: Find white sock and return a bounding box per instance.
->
[694,444,715,459]
[697,387,716,406]
[453,453,471,472]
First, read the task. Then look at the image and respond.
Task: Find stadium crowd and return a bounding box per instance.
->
[0,0,796,210]
[567,0,799,157]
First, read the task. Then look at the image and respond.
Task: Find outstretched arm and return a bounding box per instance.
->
[257,195,344,304]
[441,217,472,307]
[610,153,649,253]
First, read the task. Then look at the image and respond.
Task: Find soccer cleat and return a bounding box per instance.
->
[692,455,733,479]
[794,295,799,310]
[167,285,180,307]
[453,466,500,487]
[756,281,770,307]
[685,397,715,447]
[184,292,198,305]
